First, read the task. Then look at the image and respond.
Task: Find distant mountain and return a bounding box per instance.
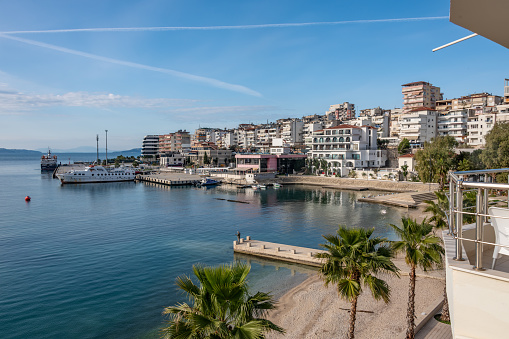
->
[0,148,42,155]
[36,147,142,155]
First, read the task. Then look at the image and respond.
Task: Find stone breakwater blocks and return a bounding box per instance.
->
[308,252,313,257]
[233,240,237,246]
[246,236,251,240]
[276,247,280,252]
[247,242,251,247]
[291,249,296,254]
[261,244,266,249]
[239,238,244,243]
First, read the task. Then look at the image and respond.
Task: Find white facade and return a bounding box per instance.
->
[280,119,304,145]
[437,109,470,143]
[399,109,437,146]
[306,124,386,177]
[160,153,185,166]
[467,111,509,146]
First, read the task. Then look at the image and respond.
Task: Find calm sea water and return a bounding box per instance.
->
[0,155,405,339]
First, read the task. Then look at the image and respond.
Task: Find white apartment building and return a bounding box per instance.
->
[255,125,280,147]
[437,109,470,143]
[399,108,437,146]
[223,132,237,148]
[306,124,386,177]
[347,112,390,139]
[159,153,185,167]
[467,111,509,146]
[279,118,304,146]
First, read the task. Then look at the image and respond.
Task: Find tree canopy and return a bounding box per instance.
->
[414,136,458,189]
[398,138,411,155]
[481,121,509,181]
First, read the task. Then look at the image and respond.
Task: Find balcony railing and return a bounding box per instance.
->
[449,168,509,270]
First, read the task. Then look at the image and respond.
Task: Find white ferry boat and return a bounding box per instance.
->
[41,149,58,171]
[56,165,136,184]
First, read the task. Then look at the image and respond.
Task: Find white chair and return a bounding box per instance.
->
[488,207,509,269]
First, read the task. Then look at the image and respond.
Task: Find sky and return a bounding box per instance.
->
[0,0,507,151]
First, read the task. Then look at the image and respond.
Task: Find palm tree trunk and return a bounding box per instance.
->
[440,284,450,322]
[348,295,359,339]
[406,265,416,339]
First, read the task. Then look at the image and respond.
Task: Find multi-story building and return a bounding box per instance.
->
[389,108,404,138]
[356,107,391,138]
[255,124,280,149]
[505,79,509,104]
[325,102,355,121]
[278,118,304,146]
[141,135,160,157]
[159,130,191,155]
[402,81,442,113]
[159,153,185,167]
[437,109,470,143]
[306,124,386,177]
[435,93,503,145]
[398,108,437,146]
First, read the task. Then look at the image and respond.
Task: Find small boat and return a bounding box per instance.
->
[273,183,282,188]
[41,149,58,171]
[251,184,260,190]
[200,178,220,186]
[259,185,267,189]
[56,165,136,184]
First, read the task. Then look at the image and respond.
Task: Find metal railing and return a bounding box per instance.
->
[449,168,509,270]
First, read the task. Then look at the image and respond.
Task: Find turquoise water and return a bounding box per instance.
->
[0,156,405,338]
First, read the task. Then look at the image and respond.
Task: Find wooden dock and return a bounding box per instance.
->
[233,237,325,267]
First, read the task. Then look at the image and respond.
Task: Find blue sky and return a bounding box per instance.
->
[0,0,507,150]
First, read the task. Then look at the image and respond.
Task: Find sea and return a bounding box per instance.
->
[0,154,407,339]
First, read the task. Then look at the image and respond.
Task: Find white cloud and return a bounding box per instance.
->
[0,87,198,114]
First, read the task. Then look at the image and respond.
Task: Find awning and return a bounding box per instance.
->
[450,0,509,49]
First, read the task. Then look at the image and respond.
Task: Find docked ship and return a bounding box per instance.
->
[41,149,58,171]
[56,165,136,184]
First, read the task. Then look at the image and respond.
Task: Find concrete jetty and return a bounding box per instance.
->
[136,172,202,186]
[233,237,325,267]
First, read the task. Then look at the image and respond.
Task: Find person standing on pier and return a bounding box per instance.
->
[236,231,241,242]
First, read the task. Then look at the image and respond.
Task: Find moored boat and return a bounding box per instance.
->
[273,183,282,188]
[41,149,58,171]
[199,178,220,186]
[56,165,135,184]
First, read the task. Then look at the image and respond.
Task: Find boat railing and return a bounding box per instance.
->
[449,168,509,270]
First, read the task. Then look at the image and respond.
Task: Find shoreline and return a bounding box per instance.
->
[263,203,444,338]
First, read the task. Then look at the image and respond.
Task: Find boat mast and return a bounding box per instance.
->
[105,129,108,166]
[96,134,99,164]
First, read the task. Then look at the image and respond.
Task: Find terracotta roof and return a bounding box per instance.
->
[399,154,415,158]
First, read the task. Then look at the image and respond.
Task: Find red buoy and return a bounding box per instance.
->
[25,196,31,202]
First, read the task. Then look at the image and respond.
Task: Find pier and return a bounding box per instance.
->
[136,172,204,186]
[233,237,325,267]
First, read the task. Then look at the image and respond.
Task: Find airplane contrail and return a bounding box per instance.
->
[0,16,448,34]
[0,33,262,97]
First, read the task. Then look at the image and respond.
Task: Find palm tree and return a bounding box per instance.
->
[315,226,399,339]
[389,218,444,339]
[424,191,449,231]
[161,262,284,339]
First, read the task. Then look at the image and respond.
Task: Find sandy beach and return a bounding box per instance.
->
[266,204,446,339]
[267,268,444,339]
